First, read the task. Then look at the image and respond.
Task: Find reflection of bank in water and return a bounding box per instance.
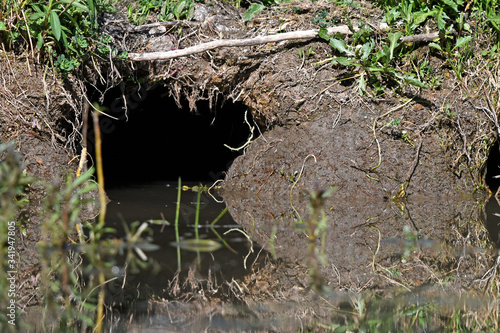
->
[484,140,500,248]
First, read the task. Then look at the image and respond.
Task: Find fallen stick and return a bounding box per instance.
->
[128,23,388,61]
[400,32,439,43]
[128,23,440,61]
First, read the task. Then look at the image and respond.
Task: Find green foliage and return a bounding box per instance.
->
[0,0,125,73]
[312,10,331,27]
[244,3,265,21]
[0,144,33,332]
[321,290,500,332]
[171,179,230,268]
[377,0,465,34]
[317,24,428,95]
[0,149,159,330]
[372,0,479,82]
[35,166,159,329]
[295,186,337,290]
[316,0,498,91]
[478,0,500,34]
[127,0,196,25]
[38,168,100,328]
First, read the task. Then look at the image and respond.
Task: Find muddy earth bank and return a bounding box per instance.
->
[114,0,497,301]
[223,102,490,290]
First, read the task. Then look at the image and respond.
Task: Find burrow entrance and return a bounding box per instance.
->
[485,141,500,247]
[86,84,256,187]
[486,141,500,194]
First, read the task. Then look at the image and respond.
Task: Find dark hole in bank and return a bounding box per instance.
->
[84,84,263,303]
[485,141,500,247]
[486,141,500,194]
[86,84,255,187]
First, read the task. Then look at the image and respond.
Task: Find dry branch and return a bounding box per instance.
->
[128,23,388,61]
[400,32,439,43]
[128,23,440,61]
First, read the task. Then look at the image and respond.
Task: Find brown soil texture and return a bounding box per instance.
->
[0,55,99,306]
[223,110,489,290]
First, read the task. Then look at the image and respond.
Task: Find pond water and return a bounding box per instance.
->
[102,181,262,304]
[485,196,500,248]
[97,180,500,331]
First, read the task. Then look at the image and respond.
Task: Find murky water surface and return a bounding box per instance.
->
[100,181,500,331]
[103,181,258,294]
[485,197,500,248]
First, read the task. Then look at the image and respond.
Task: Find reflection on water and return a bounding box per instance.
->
[102,181,259,298]
[485,197,500,247]
[95,182,500,331]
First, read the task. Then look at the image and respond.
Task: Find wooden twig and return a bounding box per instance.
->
[400,32,439,43]
[128,22,442,62]
[128,23,389,61]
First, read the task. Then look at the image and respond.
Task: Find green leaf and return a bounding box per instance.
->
[58,0,88,12]
[60,30,69,50]
[0,22,6,31]
[186,4,195,20]
[360,42,373,61]
[412,10,437,26]
[36,33,44,50]
[334,57,359,67]
[80,183,98,195]
[487,13,500,25]
[118,51,129,60]
[436,8,447,31]
[174,0,186,19]
[172,239,222,252]
[49,10,62,41]
[244,3,265,21]
[357,73,366,94]
[364,66,384,73]
[146,219,170,226]
[441,0,459,13]
[429,42,442,50]
[317,27,329,41]
[330,38,354,56]
[401,74,428,89]
[388,32,402,61]
[30,12,46,21]
[453,36,472,50]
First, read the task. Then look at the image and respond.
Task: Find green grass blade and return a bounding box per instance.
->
[194,188,201,239]
[175,177,181,270]
[210,227,237,254]
[210,206,229,226]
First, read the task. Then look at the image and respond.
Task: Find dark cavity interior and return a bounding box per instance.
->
[86,85,253,186]
[486,141,500,194]
[485,141,500,247]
